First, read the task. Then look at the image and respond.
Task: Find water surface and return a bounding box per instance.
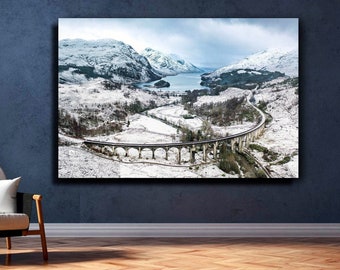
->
[137,72,209,92]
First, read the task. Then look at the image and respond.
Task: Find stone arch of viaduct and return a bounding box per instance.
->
[83,105,266,165]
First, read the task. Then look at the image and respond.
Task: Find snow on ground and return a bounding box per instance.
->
[58,145,235,178]
[270,155,299,179]
[59,78,177,111]
[148,105,202,130]
[148,102,254,137]
[194,87,250,107]
[195,88,257,136]
[118,161,231,178]
[87,114,178,143]
[212,122,255,137]
[59,145,120,178]
[250,79,299,178]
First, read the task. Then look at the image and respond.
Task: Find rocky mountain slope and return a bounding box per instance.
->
[141,47,202,76]
[59,39,161,84]
[200,48,298,93]
[209,48,298,78]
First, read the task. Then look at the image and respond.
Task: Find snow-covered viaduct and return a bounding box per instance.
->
[83,104,266,165]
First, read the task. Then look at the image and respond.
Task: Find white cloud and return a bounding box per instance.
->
[59,18,298,68]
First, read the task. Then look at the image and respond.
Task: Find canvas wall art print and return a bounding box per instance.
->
[58,18,299,179]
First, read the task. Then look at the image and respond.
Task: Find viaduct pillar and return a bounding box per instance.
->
[165,147,169,160]
[177,147,182,164]
[190,146,196,163]
[203,144,207,162]
[213,142,218,159]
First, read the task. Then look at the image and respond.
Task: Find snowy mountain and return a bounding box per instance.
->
[141,47,202,76]
[59,39,161,84]
[207,48,298,79]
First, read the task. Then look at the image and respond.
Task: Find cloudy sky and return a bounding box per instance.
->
[59,18,298,69]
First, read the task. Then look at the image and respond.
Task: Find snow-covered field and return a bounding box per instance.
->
[58,76,299,179]
[88,114,178,143]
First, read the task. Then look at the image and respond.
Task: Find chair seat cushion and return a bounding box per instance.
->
[0,213,29,230]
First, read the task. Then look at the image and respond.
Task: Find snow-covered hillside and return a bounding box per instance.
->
[59,39,161,84]
[141,47,202,76]
[250,77,299,178]
[207,48,298,78]
[58,78,177,137]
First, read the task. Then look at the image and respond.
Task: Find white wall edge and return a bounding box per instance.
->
[29,223,340,238]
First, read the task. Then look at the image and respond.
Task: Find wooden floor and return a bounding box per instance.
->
[1,237,340,269]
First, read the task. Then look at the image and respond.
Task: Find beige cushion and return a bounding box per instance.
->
[0,177,21,213]
[0,213,29,230]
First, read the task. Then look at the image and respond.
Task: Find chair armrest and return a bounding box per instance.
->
[26,193,46,236]
[31,194,44,224]
[33,194,42,201]
[32,194,45,227]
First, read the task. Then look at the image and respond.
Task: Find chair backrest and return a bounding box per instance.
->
[0,166,32,218]
[17,192,34,219]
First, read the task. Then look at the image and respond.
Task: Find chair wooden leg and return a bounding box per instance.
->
[33,195,48,260]
[6,237,11,249]
[39,227,48,261]
[5,253,11,266]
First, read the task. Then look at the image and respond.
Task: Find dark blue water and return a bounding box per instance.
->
[137,72,209,92]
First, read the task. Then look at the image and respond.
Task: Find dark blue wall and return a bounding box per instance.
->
[0,0,339,223]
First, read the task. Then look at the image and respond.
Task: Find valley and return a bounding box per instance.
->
[58,38,299,179]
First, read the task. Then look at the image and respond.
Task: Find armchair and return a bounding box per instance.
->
[0,167,48,260]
